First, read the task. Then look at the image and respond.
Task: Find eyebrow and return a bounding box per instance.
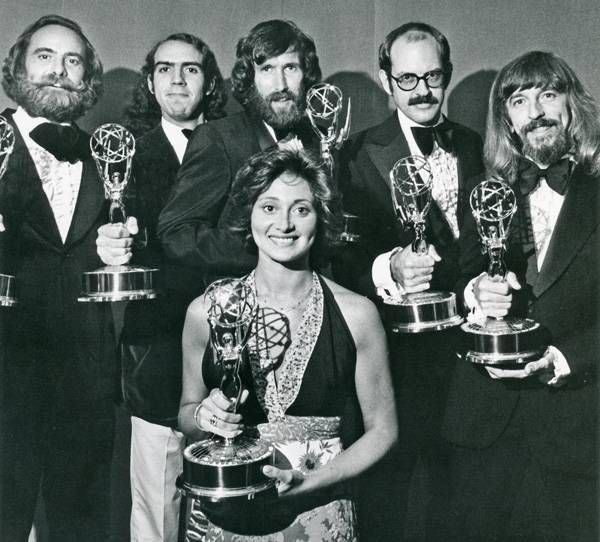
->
[155,61,202,68]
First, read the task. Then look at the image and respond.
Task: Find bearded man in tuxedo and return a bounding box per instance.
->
[0,15,116,542]
[442,50,600,542]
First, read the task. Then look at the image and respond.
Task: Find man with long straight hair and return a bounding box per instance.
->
[442,51,600,541]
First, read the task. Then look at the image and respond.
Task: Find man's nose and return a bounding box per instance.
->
[52,57,67,77]
[273,68,287,92]
[171,67,185,85]
[528,99,544,118]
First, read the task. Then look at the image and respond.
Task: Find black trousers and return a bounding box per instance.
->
[1,342,116,542]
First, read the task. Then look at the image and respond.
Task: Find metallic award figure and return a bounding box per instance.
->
[306,83,359,243]
[0,117,16,306]
[182,278,274,501]
[384,155,463,333]
[461,179,547,364]
[79,123,159,302]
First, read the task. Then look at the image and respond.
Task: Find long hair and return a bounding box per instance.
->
[485,51,600,181]
[125,33,226,137]
[2,14,103,107]
[378,22,453,84]
[229,148,341,268]
[231,20,321,107]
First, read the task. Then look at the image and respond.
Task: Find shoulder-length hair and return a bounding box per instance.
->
[485,50,600,182]
[125,33,226,137]
[231,20,321,107]
[229,148,341,267]
[2,14,103,106]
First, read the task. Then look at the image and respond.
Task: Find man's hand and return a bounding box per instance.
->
[473,271,521,318]
[390,244,441,293]
[96,216,139,265]
[486,347,569,388]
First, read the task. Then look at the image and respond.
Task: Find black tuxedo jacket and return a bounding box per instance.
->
[121,124,199,426]
[0,108,116,431]
[443,166,599,477]
[336,113,484,300]
[158,111,310,289]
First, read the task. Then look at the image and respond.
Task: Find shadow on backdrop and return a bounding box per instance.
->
[447,69,497,138]
[325,71,390,135]
[81,67,139,133]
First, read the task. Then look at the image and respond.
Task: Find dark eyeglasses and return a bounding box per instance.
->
[389,70,446,91]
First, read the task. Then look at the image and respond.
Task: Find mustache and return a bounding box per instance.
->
[523,118,559,133]
[407,94,439,106]
[268,90,296,103]
[35,74,85,92]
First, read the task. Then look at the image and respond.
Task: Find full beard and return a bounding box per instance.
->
[246,85,305,130]
[14,73,98,122]
[519,119,571,166]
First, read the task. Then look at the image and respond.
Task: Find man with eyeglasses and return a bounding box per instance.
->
[336,22,484,540]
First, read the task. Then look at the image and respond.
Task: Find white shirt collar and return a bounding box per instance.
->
[160,117,202,164]
[396,108,445,157]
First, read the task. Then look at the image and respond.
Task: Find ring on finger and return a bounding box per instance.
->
[210,414,218,427]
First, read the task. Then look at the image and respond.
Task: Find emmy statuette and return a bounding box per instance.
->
[0,116,16,306]
[461,179,547,364]
[306,83,360,243]
[384,155,463,333]
[182,278,275,501]
[78,123,159,302]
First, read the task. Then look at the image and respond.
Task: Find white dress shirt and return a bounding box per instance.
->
[372,109,459,300]
[160,117,191,164]
[13,107,83,242]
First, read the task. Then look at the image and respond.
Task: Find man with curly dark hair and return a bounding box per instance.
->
[0,14,116,541]
[155,20,322,290]
[96,32,226,542]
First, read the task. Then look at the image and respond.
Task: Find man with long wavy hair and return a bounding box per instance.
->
[442,51,600,541]
[0,14,116,541]
[156,20,321,291]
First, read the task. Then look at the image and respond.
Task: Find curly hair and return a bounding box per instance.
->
[378,22,453,86]
[229,148,341,267]
[231,20,321,107]
[125,33,226,137]
[485,51,600,181]
[2,14,103,110]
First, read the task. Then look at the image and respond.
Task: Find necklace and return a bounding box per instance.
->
[255,273,315,314]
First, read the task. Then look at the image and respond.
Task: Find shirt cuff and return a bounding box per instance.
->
[464,273,487,325]
[372,249,405,300]
[548,345,571,378]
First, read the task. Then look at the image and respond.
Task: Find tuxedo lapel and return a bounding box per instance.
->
[64,159,105,248]
[533,168,599,297]
[364,114,411,218]
[248,115,276,151]
[6,116,63,249]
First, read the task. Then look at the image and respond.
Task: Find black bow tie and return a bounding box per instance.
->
[29,123,90,163]
[518,157,572,196]
[411,122,454,155]
[181,128,193,139]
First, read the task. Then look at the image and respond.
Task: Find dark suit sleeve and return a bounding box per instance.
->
[156,124,255,277]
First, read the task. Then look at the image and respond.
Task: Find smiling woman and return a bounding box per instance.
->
[178,148,397,541]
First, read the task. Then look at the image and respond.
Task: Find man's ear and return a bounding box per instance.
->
[378,69,393,96]
[147,75,154,95]
[204,78,215,96]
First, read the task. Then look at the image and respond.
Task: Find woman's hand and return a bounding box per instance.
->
[262,465,305,496]
[193,388,249,439]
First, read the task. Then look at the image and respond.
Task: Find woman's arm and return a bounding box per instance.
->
[178,296,244,441]
[267,282,398,496]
